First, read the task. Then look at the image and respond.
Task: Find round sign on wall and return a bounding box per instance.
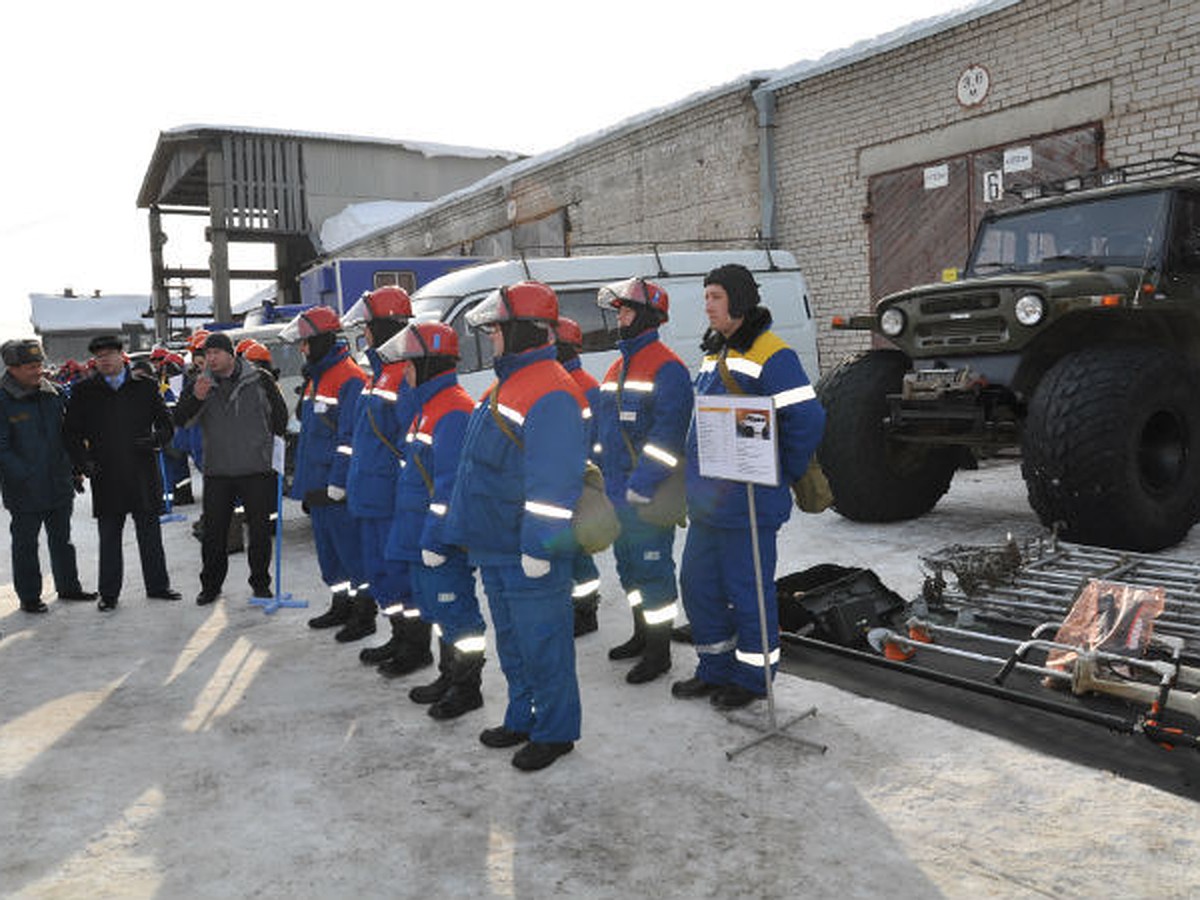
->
[957,64,990,107]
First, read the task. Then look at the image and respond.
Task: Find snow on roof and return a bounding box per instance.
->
[163,124,523,162]
[758,0,1020,94]
[29,293,213,332]
[320,200,433,253]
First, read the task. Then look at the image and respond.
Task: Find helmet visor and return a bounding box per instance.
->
[376,324,428,364]
[342,294,372,327]
[278,312,321,343]
[464,288,509,334]
[597,277,642,310]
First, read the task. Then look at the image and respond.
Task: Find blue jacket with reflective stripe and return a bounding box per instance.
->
[443,344,587,565]
[347,348,412,518]
[288,342,367,500]
[685,327,825,529]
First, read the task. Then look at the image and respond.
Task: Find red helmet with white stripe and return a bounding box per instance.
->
[279,306,341,343]
[377,322,460,364]
[597,277,670,323]
[465,281,558,332]
[343,286,413,326]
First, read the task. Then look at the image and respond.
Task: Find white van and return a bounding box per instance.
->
[408,249,819,396]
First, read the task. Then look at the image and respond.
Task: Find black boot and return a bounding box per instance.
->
[608,606,646,660]
[626,621,672,684]
[308,589,352,629]
[360,615,404,665]
[335,592,378,643]
[378,619,434,678]
[410,639,454,703]
[573,591,600,638]
[428,650,484,720]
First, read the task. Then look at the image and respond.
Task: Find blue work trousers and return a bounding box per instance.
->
[412,554,485,646]
[310,503,360,589]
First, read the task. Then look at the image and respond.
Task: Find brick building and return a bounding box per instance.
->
[334,0,1200,374]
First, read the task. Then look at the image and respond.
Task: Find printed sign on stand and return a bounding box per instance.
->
[695,394,779,487]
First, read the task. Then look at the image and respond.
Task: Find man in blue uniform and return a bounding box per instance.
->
[443,281,588,771]
[0,339,95,612]
[673,264,825,709]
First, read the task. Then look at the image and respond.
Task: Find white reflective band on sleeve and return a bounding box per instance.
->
[643,603,678,626]
[405,432,416,442]
[233,505,245,515]
[581,408,592,420]
[337,445,353,456]
[429,502,447,516]
[381,603,407,616]
[330,581,352,593]
[415,432,433,445]
[432,623,443,638]
[642,443,679,468]
[525,500,573,520]
[572,578,601,598]
[401,608,423,619]
[695,637,738,656]
[619,411,637,422]
[773,385,817,408]
[315,394,339,405]
[624,380,655,393]
[497,403,525,426]
[599,382,619,393]
[626,589,643,608]
[374,389,398,402]
[359,582,371,590]
[593,443,603,455]
[736,647,782,668]
[725,357,762,378]
[455,635,488,654]
[699,359,717,373]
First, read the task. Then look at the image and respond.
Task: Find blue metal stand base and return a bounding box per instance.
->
[248,593,309,615]
[160,512,187,524]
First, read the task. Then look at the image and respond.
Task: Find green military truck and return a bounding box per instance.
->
[819,153,1200,552]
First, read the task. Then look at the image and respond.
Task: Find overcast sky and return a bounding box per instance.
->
[1,0,975,339]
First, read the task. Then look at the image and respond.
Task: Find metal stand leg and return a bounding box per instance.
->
[726,484,827,760]
[158,453,187,524]
[249,472,307,615]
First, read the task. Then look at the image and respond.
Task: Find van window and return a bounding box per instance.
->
[449,301,493,375]
[556,289,619,353]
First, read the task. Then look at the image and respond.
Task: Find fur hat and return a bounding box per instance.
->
[703,264,761,319]
[87,334,124,354]
[2,339,45,367]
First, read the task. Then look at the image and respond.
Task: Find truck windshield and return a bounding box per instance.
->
[968,191,1169,276]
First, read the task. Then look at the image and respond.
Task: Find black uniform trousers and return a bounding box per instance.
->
[98,510,171,601]
[10,504,85,604]
[201,472,276,598]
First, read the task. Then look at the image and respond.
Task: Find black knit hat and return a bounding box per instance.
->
[87,334,124,354]
[703,264,761,319]
[2,339,44,366]
[203,332,235,356]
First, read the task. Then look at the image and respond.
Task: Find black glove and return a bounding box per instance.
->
[72,474,85,494]
[82,460,100,480]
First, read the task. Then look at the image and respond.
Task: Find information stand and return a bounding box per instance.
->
[249,437,307,615]
[158,453,187,524]
[694,393,826,759]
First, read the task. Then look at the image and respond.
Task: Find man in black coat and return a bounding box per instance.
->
[64,335,182,611]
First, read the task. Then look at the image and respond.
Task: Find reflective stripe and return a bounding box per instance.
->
[429,502,447,516]
[774,385,816,408]
[497,403,525,426]
[626,589,643,609]
[374,388,398,402]
[643,602,678,626]
[432,623,444,638]
[177,478,191,488]
[337,445,353,456]
[456,635,488,654]
[599,382,619,393]
[624,380,655,392]
[415,432,433,445]
[314,394,340,405]
[592,443,603,455]
[330,581,352,593]
[581,408,592,420]
[619,411,637,422]
[359,582,371,590]
[725,357,762,378]
[233,505,245,515]
[401,608,422,619]
[572,578,601,598]
[642,443,679,468]
[381,603,406,616]
[525,500,573,520]
[699,359,717,373]
[736,647,781,667]
[695,637,738,656]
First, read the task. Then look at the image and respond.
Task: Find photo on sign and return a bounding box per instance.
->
[736,409,772,441]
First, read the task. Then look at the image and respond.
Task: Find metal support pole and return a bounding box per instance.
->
[726,483,826,760]
[249,470,307,614]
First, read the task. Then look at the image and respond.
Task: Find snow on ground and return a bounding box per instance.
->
[1,459,1198,899]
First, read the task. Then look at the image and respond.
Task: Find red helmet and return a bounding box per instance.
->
[377,322,460,365]
[597,277,670,323]
[149,346,168,362]
[465,281,558,332]
[162,352,186,374]
[343,286,413,326]
[187,330,211,353]
[279,306,341,343]
[236,339,273,364]
[555,317,583,351]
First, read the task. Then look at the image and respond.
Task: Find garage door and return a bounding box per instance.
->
[868,125,1103,301]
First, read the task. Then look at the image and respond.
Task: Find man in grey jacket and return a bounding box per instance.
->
[174,332,288,605]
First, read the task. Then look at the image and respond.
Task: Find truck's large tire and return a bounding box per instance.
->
[816,350,958,522]
[1022,345,1200,551]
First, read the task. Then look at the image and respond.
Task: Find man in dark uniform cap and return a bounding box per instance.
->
[0,338,96,612]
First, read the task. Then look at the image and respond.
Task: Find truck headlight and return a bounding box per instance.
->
[1014,294,1045,326]
[879,307,906,337]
